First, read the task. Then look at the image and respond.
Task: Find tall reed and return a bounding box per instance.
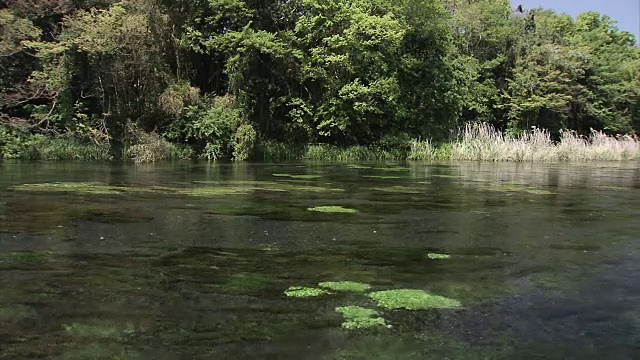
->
[432,123,640,162]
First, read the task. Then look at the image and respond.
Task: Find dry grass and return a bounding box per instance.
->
[411,123,640,162]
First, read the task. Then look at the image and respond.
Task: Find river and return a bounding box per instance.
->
[1,161,639,359]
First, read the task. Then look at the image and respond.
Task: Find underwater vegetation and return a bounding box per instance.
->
[427,253,451,260]
[272,173,322,180]
[319,281,371,292]
[9,181,345,198]
[362,175,402,179]
[0,304,37,323]
[64,323,136,340]
[284,286,330,298]
[286,281,462,330]
[479,184,555,195]
[335,306,389,330]
[222,274,270,293]
[306,206,358,213]
[60,343,140,360]
[368,289,462,310]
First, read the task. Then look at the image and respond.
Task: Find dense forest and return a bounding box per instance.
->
[1,0,639,160]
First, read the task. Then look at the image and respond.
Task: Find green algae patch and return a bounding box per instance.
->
[363,175,402,179]
[319,281,371,292]
[480,184,554,195]
[0,304,37,322]
[430,174,462,179]
[10,182,124,195]
[10,181,345,198]
[61,343,140,360]
[368,289,462,310]
[284,286,330,298]
[307,205,358,213]
[64,323,136,340]
[427,253,451,260]
[367,186,421,194]
[524,189,555,195]
[335,306,389,330]
[272,173,322,180]
[223,273,270,293]
[0,251,49,267]
[373,167,410,172]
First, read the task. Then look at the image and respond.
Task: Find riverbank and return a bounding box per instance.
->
[2,123,639,162]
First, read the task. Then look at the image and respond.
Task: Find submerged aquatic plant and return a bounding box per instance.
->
[427,253,451,260]
[223,274,270,292]
[272,173,322,180]
[368,289,462,310]
[10,181,344,197]
[480,184,555,195]
[64,323,136,340]
[307,206,358,213]
[362,175,402,179]
[284,286,330,298]
[335,306,389,330]
[0,304,37,322]
[319,281,371,292]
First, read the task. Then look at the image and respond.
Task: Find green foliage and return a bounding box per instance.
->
[335,306,389,330]
[367,289,462,310]
[307,206,358,214]
[319,281,372,292]
[232,123,257,161]
[1,0,639,159]
[284,286,330,298]
[185,96,243,160]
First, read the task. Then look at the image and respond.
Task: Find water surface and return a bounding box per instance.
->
[1,161,639,359]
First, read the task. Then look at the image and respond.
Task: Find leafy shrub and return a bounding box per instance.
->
[232,123,257,161]
[185,95,243,160]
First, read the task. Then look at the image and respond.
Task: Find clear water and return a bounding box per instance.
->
[1,161,639,359]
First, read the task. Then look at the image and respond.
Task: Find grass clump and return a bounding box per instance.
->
[284,286,330,298]
[368,289,462,310]
[307,205,358,213]
[427,253,451,260]
[64,323,136,340]
[319,281,371,292]
[335,306,389,330]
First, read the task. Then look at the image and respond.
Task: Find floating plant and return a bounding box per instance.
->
[335,306,389,330]
[368,289,462,310]
[284,286,330,298]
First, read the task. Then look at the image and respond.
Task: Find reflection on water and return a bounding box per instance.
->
[1,160,639,359]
